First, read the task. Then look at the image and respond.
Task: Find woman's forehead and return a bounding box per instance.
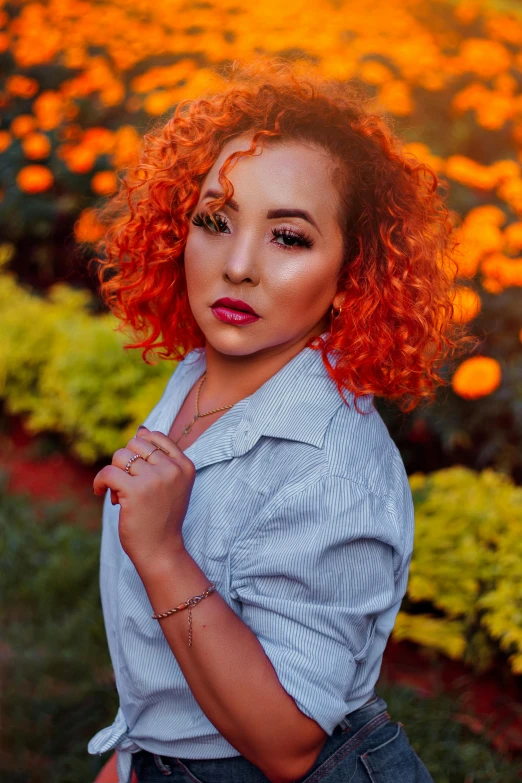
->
[202,135,342,218]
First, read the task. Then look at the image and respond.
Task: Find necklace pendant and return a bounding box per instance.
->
[183,425,191,436]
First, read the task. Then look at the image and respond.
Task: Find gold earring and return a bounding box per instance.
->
[331,304,342,319]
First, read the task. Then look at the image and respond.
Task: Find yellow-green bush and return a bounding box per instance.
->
[0,248,174,461]
[395,466,522,675]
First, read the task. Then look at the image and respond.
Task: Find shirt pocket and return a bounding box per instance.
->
[353,616,378,663]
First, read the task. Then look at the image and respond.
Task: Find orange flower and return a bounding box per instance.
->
[497,176,522,214]
[450,286,481,323]
[0,32,9,54]
[452,356,501,399]
[91,171,118,196]
[16,164,54,194]
[445,156,498,190]
[144,90,175,116]
[21,131,51,160]
[10,114,37,138]
[482,278,504,294]
[504,222,522,253]
[448,210,505,278]
[377,80,412,117]
[359,61,393,86]
[456,38,511,79]
[82,127,114,154]
[5,74,39,98]
[481,253,522,288]
[33,90,65,131]
[0,130,12,153]
[74,207,105,243]
[65,146,97,174]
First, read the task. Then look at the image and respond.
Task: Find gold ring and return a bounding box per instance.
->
[151,440,170,455]
[144,447,160,462]
[124,453,143,474]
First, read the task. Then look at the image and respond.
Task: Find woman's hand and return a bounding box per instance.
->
[92,426,196,572]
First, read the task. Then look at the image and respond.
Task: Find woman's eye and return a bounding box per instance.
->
[272,228,314,249]
[191,211,230,233]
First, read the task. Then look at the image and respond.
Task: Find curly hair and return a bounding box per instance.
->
[85,55,477,414]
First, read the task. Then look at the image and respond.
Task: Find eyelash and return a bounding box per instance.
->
[190,211,314,250]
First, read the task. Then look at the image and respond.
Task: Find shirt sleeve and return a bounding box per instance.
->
[229,472,404,735]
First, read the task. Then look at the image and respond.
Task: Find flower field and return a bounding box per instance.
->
[1,0,522,781]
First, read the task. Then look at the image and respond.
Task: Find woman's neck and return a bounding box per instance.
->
[199,324,326,411]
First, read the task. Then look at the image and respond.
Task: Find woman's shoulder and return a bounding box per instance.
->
[320,393,409,507]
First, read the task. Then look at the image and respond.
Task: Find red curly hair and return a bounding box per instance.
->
[86,56,476,414]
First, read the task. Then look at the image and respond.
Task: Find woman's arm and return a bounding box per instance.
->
[138,547,328,783]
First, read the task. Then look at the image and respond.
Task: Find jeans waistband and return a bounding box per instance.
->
[336,690,389,734]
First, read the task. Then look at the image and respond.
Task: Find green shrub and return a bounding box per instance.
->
[0,471,117,782]
[395,466,522,675]
[0,253,174,462]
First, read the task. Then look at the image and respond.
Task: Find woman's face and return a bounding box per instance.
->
[183,134,345,357]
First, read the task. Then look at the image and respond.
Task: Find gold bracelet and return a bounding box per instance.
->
[151,583,217,647]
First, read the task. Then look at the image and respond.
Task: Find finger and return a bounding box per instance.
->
[125,437,174,467]
[93,464,133,497]
[111,446,156,476]
[133,429,195,479]
[136,428,182,460]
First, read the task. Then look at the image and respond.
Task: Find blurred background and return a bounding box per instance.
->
[1,1,522,781]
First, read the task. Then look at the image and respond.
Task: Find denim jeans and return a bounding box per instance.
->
[131,692,434,782]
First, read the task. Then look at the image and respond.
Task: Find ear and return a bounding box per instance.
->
[331,292,345,310]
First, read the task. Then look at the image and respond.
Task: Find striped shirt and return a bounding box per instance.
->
[88,334,414,783]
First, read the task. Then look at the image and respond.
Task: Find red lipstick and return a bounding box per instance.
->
[211,297,260,325]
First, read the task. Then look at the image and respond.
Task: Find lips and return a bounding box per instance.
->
[211,297,260,316]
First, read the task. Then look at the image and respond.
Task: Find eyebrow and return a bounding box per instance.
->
[201,189,322,235]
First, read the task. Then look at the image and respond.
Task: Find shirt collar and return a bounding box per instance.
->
[150,333,370,470]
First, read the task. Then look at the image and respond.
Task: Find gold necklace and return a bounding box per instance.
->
[174,372,234,446]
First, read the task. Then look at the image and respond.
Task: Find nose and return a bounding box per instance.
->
[222,232,260,286]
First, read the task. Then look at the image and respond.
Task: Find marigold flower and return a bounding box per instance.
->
[111,125,141,169]
[481,253,522,288]
[452,356,501,399]
[64,145,97,174]
[497,176,522,214]
[74,207,106,244]
[466,205,507,227]
[457,38,511,79]
[21,131,51,160]
[16,164,54,194]
[5,74,39,98]
[33,90,65,131]
[482,278,504,294]
[504,222,522,253]
[0,130,12,153]
[450,286,481,323]
[377,79,412,116]
[82,128,114,154]
[10,114,37,138]
[91,171,118,196]
[100,82,125,107]
[449,213,505,278]
[144,91,174,116]
[445,156,498,190]
[359,61,393,85]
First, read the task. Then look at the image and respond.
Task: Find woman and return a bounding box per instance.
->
[87,57,473,783]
